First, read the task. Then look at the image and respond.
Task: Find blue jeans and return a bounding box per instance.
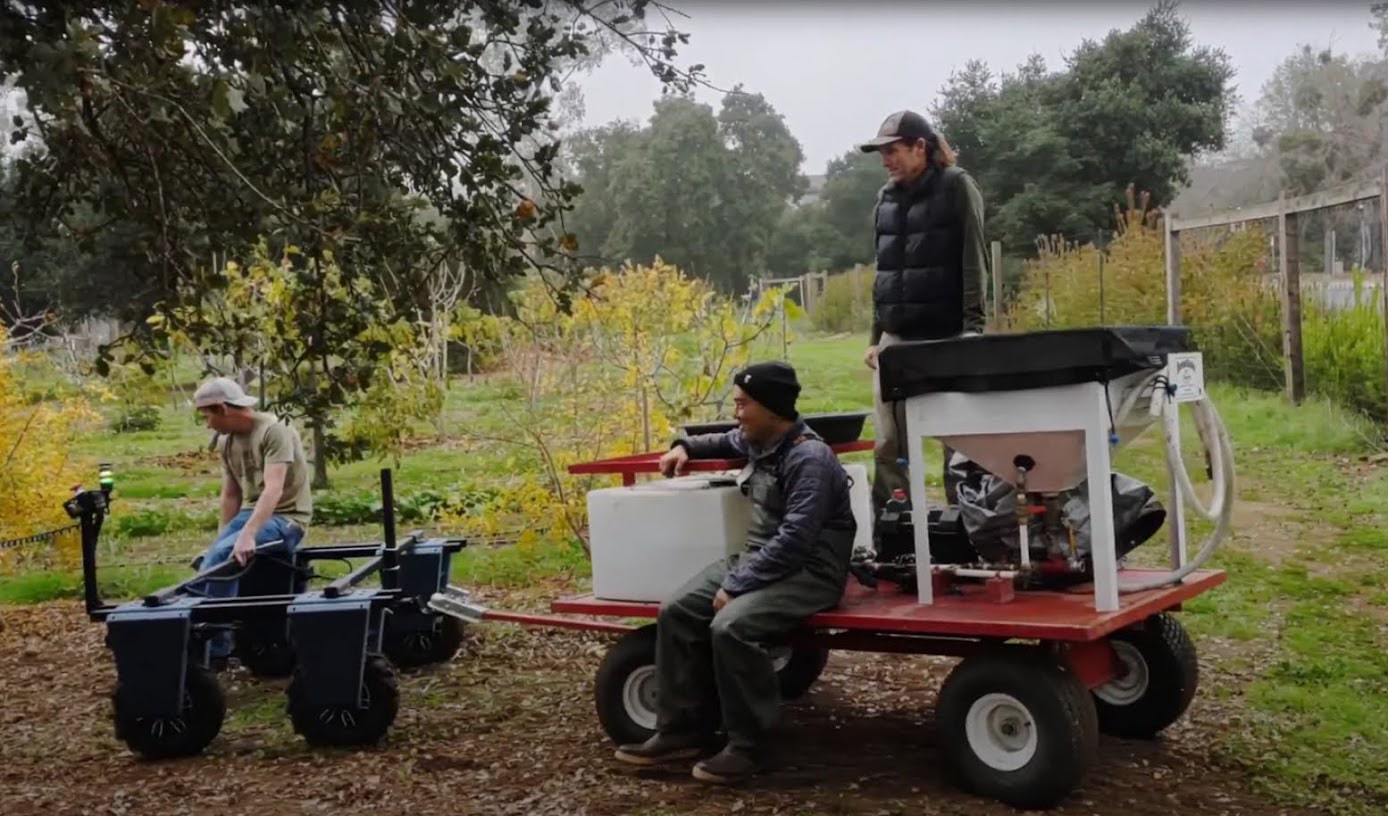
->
[195,508,306,658]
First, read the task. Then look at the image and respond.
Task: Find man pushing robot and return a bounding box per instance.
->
[189,376,313,666]
[613,361,857,784]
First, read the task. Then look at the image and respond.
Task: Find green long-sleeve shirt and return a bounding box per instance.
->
[869,169,989,345]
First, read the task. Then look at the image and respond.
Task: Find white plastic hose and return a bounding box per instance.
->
[1115,377,1236,593]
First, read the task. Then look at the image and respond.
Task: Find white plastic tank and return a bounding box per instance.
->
[587,474,753,602]
[587,463,875,603]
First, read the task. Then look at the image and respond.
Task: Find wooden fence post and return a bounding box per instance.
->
[851,265,861,325]
[1164,215,1181,324]
[1161,214,1187,571]
[990,240,1003,329]
[1379,166,1388,422]
[1278,191,1305,404]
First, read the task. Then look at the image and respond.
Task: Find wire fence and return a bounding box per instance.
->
[0,522,81,575]
[1166,174,1388,422]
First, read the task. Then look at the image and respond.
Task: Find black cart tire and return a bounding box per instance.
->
[384,615,466,669]
[935,648,1099,810]
[112,663,226,760]
[1093,613,1199,739]
[287,655,400,748]
[771,646,830,701]
[594,624,660,746]
[234,628,296,678]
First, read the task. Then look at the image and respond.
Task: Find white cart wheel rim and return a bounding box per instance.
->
[964,692,1038,772]
[1094,641,1150,706]
[622,665,659,731]
[768,647,792,673]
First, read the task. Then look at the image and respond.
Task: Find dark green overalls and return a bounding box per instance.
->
[653,436,856,753]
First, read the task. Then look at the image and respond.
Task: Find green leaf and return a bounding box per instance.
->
[211,79,232,120]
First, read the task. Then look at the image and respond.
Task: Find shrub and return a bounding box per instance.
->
[313,487,468,527]
[1301,268,1386,422]
[450,301,508,375]
[1005,188,1387,423]
[0,325,102,569]
[100,357,171,434]
[1005,192,1283,392]
[113,405,162,433]
[809,265,875,334]
[109,508,218,539]
[155,239,443,476]
[436,259,788,552]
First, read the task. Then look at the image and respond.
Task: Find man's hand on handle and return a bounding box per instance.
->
[232,531,257,566]
[659,445,690,478]
[863,345,879,370]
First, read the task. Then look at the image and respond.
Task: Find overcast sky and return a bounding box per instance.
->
[575,0,1383,174]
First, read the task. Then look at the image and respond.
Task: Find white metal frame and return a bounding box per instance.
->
[899,364,1195,614]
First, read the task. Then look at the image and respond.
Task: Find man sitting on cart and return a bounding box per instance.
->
[614,361,857,784]
[190,376,313,665]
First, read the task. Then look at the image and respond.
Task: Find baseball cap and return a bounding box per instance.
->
[858,110,936,153]
[193,376,258,409]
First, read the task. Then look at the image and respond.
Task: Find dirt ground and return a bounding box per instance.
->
[0,590,1321,816]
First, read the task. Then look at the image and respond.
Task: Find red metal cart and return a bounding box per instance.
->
[431,443,1226,811]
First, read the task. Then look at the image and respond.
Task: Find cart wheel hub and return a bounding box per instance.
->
[623,665,659,731]
[1094,641,1149,706]
[965,693,1037,771]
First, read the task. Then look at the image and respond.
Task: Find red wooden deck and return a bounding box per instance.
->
[567,440,874,485]
[551,568,1226,642]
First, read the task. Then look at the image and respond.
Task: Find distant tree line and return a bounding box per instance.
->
[5,0,1386,323]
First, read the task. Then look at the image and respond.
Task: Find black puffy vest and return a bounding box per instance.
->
[872,166,966,339]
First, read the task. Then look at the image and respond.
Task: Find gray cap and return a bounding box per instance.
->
[858,109,936,153]
[193,376,258,409]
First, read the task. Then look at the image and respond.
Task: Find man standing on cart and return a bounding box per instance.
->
[613,361,857,784]
[858,110,989,513]
[190,376,313,664]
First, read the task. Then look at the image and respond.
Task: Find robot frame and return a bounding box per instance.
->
[70,468,466,760]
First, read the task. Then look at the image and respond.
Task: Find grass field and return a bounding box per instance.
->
[5,330,1388,814]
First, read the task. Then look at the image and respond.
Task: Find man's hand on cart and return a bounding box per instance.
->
[659,445,690,478]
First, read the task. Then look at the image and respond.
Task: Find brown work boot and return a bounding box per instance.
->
[691,744,759,784]
[614,732,704,766]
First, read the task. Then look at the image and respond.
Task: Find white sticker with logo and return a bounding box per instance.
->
[1166,352,1205,403]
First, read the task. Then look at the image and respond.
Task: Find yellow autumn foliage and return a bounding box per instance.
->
[0,325,102,570]
[439,259,789,551]
[809,265,875,334]
[1004,197,1282,389]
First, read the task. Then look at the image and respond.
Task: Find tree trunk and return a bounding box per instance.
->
[439,313,450,389]
[433,305,447,437]
[641,384,651,452]
[311,418,330,490]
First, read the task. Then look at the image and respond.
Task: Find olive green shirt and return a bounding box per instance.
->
[220,412,313,526]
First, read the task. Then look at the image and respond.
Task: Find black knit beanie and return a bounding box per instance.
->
[733,361,801,421]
